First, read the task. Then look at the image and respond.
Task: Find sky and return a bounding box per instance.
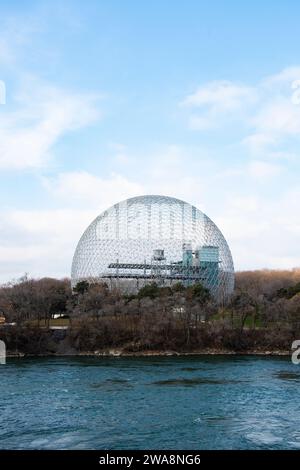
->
[0,0,300,282]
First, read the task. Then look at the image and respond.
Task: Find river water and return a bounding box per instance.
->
[0,355,299,449]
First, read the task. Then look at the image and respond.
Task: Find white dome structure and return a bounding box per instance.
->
[71,195,234,299]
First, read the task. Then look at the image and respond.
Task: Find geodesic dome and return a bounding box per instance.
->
[71,195,234,299]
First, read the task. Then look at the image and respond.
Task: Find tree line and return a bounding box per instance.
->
[0,269,300,354]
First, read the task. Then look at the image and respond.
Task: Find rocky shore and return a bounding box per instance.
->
[6,348,291,358]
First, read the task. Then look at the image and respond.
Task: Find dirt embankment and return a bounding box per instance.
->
[1,325,293,358]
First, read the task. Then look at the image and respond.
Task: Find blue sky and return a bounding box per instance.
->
[1,0,300,281]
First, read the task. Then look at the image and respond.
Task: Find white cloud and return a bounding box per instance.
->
[42,147,208,212]
[216,212,269,242]
[253,67,300,141]
[242,133,277,154]
[182,80,257,110]
[253,97,300,135]
[0,209,97,282]
[43,171,144,208]
[247,160,283,179]
[43,145,209,211]
[0,79,100,170]
[181,80,257,130]
[0,40,12,64]
[0,172,143,281]
[182,67,300,154]
[214,185,300,271]
[263,66,300,87]
[107,143,131,164]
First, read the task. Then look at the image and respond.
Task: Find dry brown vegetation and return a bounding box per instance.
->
[235,268,300,296]
[1,269,300,355]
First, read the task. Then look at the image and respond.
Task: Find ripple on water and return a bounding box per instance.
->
[245,431,283,446]
[274,371,300,381]
[90,379,133,389]
[151,377,241,387]
[194,415,231,423]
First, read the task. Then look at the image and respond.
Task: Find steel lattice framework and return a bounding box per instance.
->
[71,195,234,299]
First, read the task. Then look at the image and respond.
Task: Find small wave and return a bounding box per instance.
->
[194,415,230,423]
[246,431,283,446]
[90,378,133,389]
[150,377,240,387]
[274,371,300,381]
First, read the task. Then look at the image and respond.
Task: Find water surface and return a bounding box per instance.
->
[0,355,299,449]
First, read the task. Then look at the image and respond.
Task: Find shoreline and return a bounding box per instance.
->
[6,349,291,358]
